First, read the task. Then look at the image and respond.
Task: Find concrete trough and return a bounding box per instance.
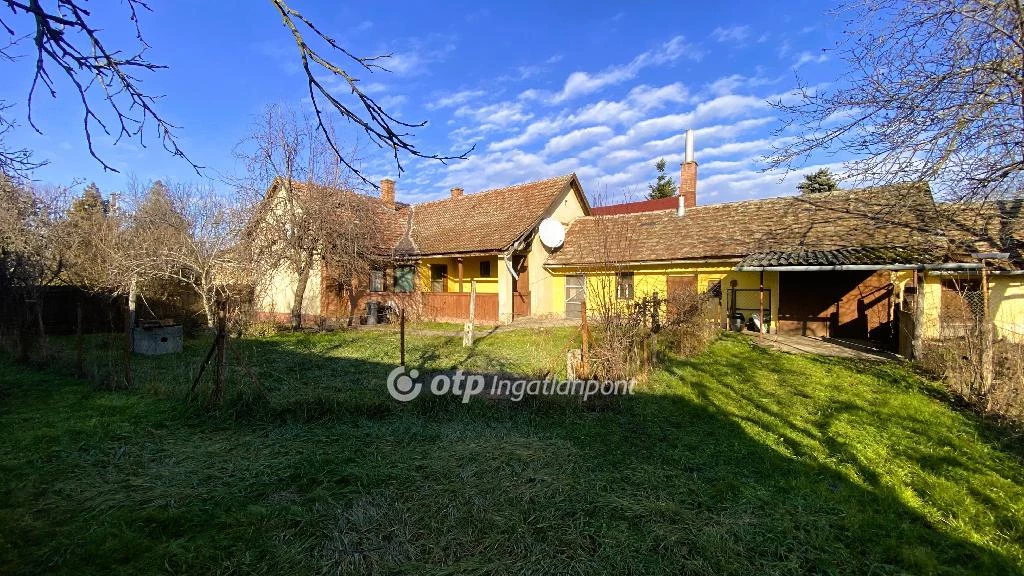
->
[133,324,183,355]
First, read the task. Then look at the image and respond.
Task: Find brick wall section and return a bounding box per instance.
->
[679,161,697,209]
[380,178,395,209]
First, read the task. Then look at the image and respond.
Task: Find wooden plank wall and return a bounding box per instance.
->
[422,293,499,323]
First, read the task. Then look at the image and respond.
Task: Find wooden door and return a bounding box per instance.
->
[430,264,447,293]
[666,275,697,317]
[513,256,530,319]
[564,274,586,320]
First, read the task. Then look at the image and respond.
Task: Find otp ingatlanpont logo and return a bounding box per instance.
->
[386,366,421,402]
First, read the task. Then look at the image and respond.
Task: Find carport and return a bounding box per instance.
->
[737,247,979,351]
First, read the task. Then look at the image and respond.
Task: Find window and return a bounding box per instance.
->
[616,272,634,300]
[705,279,722,299]
[430,264,447,293]
[369,269,385,293]
[479,260,492,278]
[394,266,415,293]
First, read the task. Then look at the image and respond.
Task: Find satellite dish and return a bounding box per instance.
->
[538,217,565,249]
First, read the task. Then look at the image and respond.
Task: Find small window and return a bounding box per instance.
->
[479,260,492,278]
[394,266,415,293]
[430,264,447,293]
[705,280,722,299]
[369,269,385,293]
[616,272,634,300]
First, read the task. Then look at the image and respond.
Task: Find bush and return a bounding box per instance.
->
[584,285,719,381]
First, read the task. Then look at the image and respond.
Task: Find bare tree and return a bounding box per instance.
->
[0,175,67,358]
[124,181,246,327]
[0,1,468,181]
[770,0,1024,201]
[237,106,391,329]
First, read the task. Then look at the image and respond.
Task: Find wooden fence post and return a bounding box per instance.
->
[463,279,477,347]
[911,270,926,360]
[980,263,994,409]
[123,283,135,388]
[75,300,83,375]
[400,307,406,366]
[580,297,589,377]
[213,298,227,401]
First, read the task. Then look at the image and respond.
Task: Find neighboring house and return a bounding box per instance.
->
[929,200,1024,341]
[261,174,590,325]
[548,182,962,347]
[257,132,1024,349]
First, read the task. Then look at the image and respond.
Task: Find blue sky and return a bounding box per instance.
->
[0,0,845,205]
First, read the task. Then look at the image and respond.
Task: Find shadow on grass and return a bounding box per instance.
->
[1,334,1022,574]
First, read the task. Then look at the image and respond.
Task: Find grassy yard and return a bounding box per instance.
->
[1,329,1023,575]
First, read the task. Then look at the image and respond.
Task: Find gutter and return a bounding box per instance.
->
[546,257,742,269]
[734,263,983,272]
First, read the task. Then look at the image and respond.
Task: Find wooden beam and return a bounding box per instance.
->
[457,258,464,293]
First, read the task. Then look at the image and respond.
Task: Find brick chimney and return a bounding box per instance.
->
[450,187,463,198]
[678,129,697,211]
[380,178,395,209]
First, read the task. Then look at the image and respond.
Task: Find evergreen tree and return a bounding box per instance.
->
[70,182,106,215]
[797,168,840,194]
[61,183,118,288]
[647,158,677,200]
[135,180,188,235]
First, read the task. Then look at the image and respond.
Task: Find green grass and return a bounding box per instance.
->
[1,331,1023,574]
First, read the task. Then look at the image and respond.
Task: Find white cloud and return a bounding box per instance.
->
[543,126,614,155]
[429,89,487,110]
[442,149,581,192]
[454,101,533,128]
[792,50,828,69]
[488,117,568,151]
[711,25,750,43]
[777,39,792,59]
[706,73,780,96]
[380,34,457,76]
[378,94,407,109]
[361,82,388,94]
[626,83,689,110]
[531,36,702,104]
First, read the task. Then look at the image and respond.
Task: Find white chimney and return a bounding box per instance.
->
[684,129,695,163]
[677,193,685,216]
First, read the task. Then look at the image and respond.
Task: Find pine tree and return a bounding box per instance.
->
[62,182,118,287]
[69,183,106,216]
[797,168,840,194]
[647,158,676,200]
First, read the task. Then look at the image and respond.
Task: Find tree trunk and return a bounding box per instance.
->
[291,251,314,330]
[201,292,216,329]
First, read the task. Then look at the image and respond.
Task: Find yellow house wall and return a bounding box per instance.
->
[546,262,781,331]
[259,260,322,317]
[991,276,1024,342]
[415,256,500,293]
[919,273,943,339]
[529,183,588,317]
[917,272,1024,343]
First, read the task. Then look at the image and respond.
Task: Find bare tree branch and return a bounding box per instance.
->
[2,0,198,173]
[269,0,472,188]
[768,0,1024,202]
[1,1,466,185]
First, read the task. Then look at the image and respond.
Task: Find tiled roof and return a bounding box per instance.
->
[938,200,1024,269]
[292,181,409,257]
[547,184,945,267]
[591,196,679,216]
[738,246,942,269]
[404,174,578,256]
